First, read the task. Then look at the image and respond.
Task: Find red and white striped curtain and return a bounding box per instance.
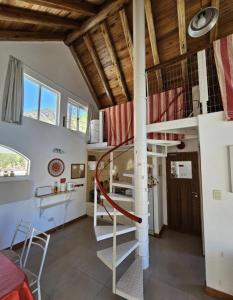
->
[103,101,134,146]
[103,87,184,146]
[214,34,233,120]
[147,87,184,140]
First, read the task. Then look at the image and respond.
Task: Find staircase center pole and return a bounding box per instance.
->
[133,0,149,269]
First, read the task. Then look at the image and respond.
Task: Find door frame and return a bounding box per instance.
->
[162,150,205,246]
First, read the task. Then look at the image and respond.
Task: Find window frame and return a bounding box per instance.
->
[66,98,88,134]
[23,73,60,126]
[0,144,31,179]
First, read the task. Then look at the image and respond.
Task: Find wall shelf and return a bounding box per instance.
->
[35,190,73,199]
[37,191,73,217]
[39,199,72,210]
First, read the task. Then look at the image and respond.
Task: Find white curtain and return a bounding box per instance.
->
[86,103,98,142]
[2,56,24,124]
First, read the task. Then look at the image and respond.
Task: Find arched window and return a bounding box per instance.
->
[0,145,30,177]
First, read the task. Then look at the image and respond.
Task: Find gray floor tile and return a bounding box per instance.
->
[21,217,216,300]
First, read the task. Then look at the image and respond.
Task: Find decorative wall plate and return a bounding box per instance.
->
[48,158,65,177]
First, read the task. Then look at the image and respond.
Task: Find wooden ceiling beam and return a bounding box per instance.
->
[177,0,187,54]
[65,0,130,45]
[177,0,188,83]
[69,45,101,109]
[100,21,130,101]
[20,0,97,16]
[83,34,116,105]
[145,0,163,91]
[0,4,80,29]
[210,0,220,43]
[119,8,133,65]
[0,30,65,41]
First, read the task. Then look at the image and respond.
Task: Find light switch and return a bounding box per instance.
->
[213,190,222,200]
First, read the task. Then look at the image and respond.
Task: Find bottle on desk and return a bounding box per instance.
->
[54,182,58,193]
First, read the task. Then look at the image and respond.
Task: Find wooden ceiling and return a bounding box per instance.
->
[0,0,233,108]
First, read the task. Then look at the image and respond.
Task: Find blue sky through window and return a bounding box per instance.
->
[24,77,39,113]
[40,86,58,111]
[23,75,59,125]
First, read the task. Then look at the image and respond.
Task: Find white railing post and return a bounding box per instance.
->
[94,179,97,226]
[110,151,113,193]
[99,111,104,143]
[112,209,117,293]
[133,0,149,270]
[197,49,208,114]
[152,145,159,234]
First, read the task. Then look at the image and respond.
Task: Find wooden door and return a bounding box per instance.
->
[166,152,201,236]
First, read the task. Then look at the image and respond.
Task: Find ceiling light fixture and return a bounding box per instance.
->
[188,6,219,38]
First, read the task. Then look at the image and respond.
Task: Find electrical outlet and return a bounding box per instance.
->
[213,190,222,200]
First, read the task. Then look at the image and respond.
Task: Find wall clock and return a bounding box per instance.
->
[48,158,65,177]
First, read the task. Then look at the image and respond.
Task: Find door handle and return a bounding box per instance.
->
[192,192,198,198]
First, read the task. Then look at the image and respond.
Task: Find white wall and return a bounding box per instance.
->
[198,112,233,296]
[0,42,97,114]
[0,42,96,249]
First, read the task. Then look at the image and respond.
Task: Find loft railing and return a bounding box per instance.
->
[146,45,222,118]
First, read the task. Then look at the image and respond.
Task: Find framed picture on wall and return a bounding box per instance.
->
[71,164,85,179]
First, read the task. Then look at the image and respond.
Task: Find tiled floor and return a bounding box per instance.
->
[27,217,216,300]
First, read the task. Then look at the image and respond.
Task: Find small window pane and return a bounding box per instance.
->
[67,102,78,131]
[0,145,30,177]
[40,86,58,125]
[79,107,88,133]
[171,161,192,179]
[23,77,39,119]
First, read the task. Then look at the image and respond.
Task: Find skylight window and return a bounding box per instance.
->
[23,74,60,126]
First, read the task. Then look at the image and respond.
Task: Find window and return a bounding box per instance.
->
[23,75,60,125]
[67,100,88,133]
[0,145,30,177]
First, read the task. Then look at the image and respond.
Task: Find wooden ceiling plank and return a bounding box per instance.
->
[145,0,163,91]
[210,0,220,42]
[0,4,80,29]
[20,0,97,16]
[0,30,65,41]
[100,21,130,101]
[65,0,130,45]
[69,45,101,109]
[177,0,187,54]
[177,0,188,82]
[119,8,133,65]
[83,34,116,105]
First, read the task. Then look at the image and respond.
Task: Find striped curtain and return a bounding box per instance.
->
[103,87,184,146]
[214,34,233,120]
[103,101,134,146]
[147,87,184,140]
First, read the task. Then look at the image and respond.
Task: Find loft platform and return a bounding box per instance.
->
[147,116,198,139]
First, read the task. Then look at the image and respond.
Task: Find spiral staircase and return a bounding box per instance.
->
[93,135,180,299]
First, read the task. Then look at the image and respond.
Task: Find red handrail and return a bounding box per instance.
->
[95,136,142,223]
[95,89,185,224]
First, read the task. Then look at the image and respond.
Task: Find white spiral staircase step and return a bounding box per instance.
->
[97,240,139,270]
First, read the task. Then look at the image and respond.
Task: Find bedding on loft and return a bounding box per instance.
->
[102,87,184,146]
[214,33,233,120]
